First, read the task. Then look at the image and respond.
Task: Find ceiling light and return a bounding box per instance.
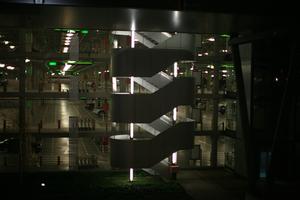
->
[63,47,69,53]
[0,63,5,68]
[9,45,16,49]
[68,30,76,33]
[207,37,215,42]
[3,41,9,45]
[7,66,15,70]
[64,42,70,46]
[66,33,74,37]
[25,59,30,63]
[67,60,76,64]
[63,63,72,71]
[65,36,71,40]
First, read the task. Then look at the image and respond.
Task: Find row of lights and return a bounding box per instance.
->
[0,63,15,70]
[0,59,30,71]
[63,30,75,53]
[0,34,16,50]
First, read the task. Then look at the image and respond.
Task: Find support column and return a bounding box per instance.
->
[69,116,78,170]
[210,37,222,168]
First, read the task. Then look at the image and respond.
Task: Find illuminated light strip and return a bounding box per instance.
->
[172,152,177,164]
[130,123,134,139]
[130,168,133,182]
[130,76,134,94]
[131,30,135,48]
[173,62,178,77]
[173,107,177,121]
[112,77,117,92]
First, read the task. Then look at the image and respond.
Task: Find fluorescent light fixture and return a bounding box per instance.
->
[65,36,72,40]
[207,37,215,42]
[64,42,70,46]
[130,76,134,94]
[67,60,76,64]
[66,33,74,37]
[221,70,227,73]
[9,45,15,49]
[98,71,102,74]
[198,53,203,57]
[173,62,178,77]
[25,59,30,63]
[113,39,118,49]
[173,107,177,121]
[7,66,15,70]
[204,52,209,56]
[275,77,279,82]
[172,152,177,164]
[204,70,208,74]
[129,168,133,182]
[112,77,117,92]
[211,75,214,78]
[161,32,172,38]
[130,123,134,139]
[68,30,76,33]
[51,73,55,76]
[0,63,5,68]
[3,41,9,45]
[41,183,46,187]
[63,47,69,53]
[63,63,72,71]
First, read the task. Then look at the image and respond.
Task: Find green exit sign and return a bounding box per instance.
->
[81,30,89,34]
[48,61,57,67]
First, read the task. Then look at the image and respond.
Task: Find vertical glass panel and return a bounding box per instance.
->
[194,136,211,167]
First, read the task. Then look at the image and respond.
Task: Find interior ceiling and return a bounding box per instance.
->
[0,3,292,34]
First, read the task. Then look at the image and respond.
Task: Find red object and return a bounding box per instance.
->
[102,100,109,113]
[169,165,179,173]
[104,71,110,81]
[102,136,109,145]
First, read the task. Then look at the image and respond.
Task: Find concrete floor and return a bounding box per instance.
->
[177,169,247,200]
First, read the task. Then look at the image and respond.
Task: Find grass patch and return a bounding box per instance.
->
[0,170,192,200]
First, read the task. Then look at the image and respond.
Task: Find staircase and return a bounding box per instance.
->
[110,38,195,169]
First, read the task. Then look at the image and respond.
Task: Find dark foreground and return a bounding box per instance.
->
[0,170,192,200]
